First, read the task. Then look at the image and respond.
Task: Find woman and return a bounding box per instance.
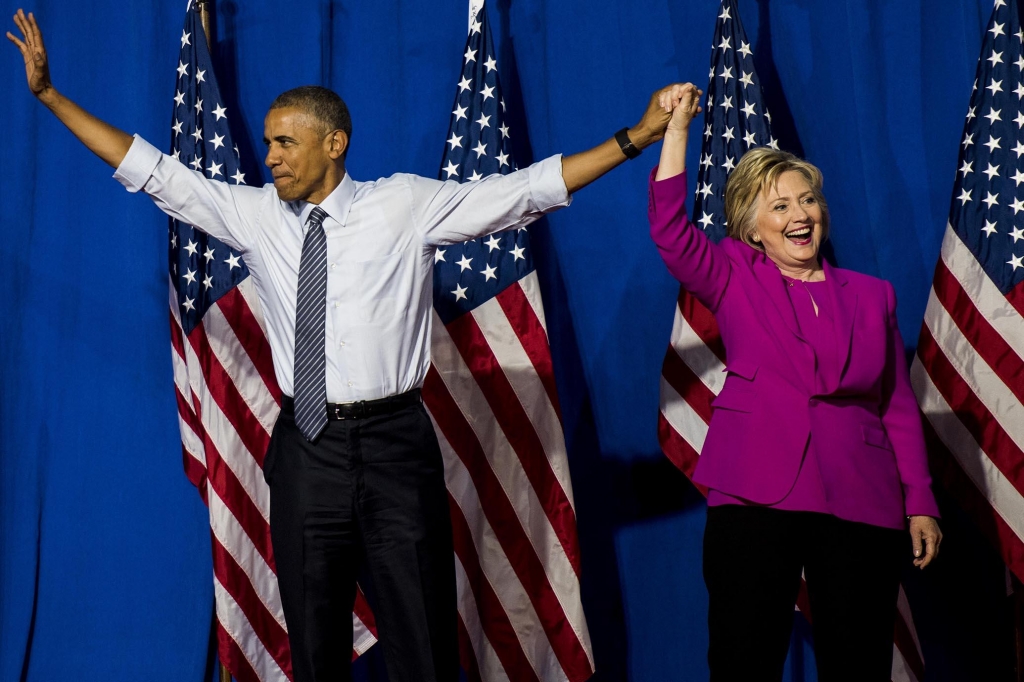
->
[648,84,942,681]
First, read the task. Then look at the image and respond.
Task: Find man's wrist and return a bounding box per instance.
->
[627,124,658,150]
[37,85,59,108]
[615,127,642,159]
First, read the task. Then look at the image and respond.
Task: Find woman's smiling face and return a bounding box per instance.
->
[753,170,824,272]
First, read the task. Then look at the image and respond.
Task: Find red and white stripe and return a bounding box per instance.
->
[659,286,926,682]
[169,276,378,682]
[423,270,595,682]
[912,226,1024,579]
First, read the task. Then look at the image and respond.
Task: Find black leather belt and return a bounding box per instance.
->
[283,389,421,420]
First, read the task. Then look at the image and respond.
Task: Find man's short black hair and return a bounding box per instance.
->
[270,85,352,151]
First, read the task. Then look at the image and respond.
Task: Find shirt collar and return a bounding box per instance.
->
[297,171,356,228]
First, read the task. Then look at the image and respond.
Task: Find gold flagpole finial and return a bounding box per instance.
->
[195,0,213,48]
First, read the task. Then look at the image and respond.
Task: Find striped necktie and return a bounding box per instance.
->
[293,206,329,441]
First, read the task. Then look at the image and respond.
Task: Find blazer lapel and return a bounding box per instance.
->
[752,253,806,343]
[823,260,857,384]
[740,249,816,390]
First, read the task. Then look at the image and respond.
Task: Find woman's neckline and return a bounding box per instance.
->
[781,273,827,286]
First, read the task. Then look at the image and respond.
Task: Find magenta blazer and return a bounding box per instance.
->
[649,170,939,529]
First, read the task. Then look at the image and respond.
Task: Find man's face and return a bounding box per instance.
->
[263,106,337,204]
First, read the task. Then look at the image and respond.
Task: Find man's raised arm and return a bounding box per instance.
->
[7,9,132,168]
[411,82,701,246]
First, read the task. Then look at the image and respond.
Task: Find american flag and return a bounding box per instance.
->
[421,3,595,680]
[166,3,376,680]
[911,0,1024,585]
[655,1,925,680]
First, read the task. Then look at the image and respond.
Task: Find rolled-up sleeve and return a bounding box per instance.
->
[112,134,266,253]
[410,154,571,246]
[526,154,572,213]
[113,135,164,193]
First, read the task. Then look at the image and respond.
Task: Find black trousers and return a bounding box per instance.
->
[703,505,908,682]
[263,399,459,682]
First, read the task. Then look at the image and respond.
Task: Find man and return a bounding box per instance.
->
[8,9,677,681]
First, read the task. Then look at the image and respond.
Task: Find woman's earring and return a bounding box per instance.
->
[752,234,761,242]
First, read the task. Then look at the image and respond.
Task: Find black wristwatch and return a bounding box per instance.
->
[614,127,642,159]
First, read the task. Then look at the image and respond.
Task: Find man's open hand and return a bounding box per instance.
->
[7,9,52,98]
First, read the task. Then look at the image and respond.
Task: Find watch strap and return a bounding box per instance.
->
[614,127,642,159]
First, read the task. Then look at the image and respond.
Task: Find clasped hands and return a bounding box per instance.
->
[630,82,704,147]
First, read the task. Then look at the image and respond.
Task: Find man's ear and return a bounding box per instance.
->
[326,130,349,160]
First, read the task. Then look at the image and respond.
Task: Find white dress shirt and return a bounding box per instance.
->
[115,135,570,402]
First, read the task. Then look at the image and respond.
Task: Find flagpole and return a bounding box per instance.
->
[196,0,213,49]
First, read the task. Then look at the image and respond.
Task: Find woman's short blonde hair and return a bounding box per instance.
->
[723,147,830,250]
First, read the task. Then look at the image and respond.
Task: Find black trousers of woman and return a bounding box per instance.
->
[704,505,908,682]
[264,398,459,682]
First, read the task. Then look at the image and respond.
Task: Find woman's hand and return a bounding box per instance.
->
[7,9,53,100]
[908,516,942,569]
[661,83,703,135]
[653,83,702,181]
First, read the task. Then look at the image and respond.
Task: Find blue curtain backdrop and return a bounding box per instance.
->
[0,0,1015,680]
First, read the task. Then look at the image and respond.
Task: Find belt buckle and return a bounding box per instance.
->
[332,404,345,420]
